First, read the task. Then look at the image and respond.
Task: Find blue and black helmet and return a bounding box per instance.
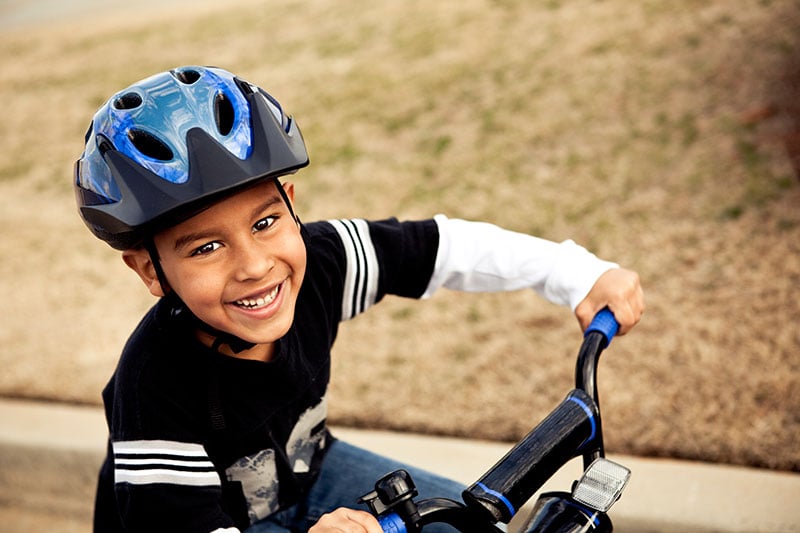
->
[74,66,309,250]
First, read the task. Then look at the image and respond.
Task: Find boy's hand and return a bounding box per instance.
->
[309,507,384,532]
[575,268,644,336]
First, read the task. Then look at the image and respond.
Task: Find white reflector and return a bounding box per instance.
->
[571,458,631,512]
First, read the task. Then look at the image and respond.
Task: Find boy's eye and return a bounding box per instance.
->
[253,216,276,233]
[191,241,221,256]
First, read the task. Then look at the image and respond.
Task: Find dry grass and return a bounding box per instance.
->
[1,0,799,471]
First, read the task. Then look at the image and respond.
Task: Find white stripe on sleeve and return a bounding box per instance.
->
[112,439,221,487]
[328,219,379,320]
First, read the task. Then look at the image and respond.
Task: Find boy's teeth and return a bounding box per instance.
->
[236,285,280,309]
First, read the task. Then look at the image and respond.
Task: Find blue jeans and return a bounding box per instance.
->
[245,439,464,532]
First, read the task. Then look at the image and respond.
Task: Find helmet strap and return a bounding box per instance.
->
[144,238,171,293]
[274,177,301,226]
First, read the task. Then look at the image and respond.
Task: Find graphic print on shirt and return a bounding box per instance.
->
[226,447,280,522]
[225,395,328,523]
[287,394,328,473]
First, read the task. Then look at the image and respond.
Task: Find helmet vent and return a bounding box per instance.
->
[113,92,143,110]
[214,92,235,136]
[128,129,174,161]
[173,69,201,85]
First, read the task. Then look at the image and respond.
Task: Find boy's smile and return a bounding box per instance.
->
[123,179,306,362]
[234,282,281,309]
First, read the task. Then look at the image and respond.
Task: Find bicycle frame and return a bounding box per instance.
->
[359,309,628,532]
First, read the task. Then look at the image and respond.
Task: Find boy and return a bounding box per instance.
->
[74,66,643,532]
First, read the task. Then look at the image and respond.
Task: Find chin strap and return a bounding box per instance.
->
[161,291,257,354]
[208,328,257,354]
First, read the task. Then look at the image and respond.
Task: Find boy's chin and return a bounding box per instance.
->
[195,329,278,357]
[226,326,292,360]
[213,338,279,361]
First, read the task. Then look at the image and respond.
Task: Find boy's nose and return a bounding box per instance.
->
[233,240,274,282]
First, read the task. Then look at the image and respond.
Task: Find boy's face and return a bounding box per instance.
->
[124,180,306,361]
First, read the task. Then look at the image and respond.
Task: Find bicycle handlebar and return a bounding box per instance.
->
[584,307,619,346]
[364,309,622,532]
[462,389,599,523]
[461,309,620,523]
[576,307,618,468]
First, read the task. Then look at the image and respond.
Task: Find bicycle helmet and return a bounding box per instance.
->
[74,65,309,250]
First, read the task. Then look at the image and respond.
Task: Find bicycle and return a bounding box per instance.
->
[358,309,631,532]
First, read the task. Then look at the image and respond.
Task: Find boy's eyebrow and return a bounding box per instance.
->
[249,194,285,220]
[172,193,287,253]
[173,230,218,253]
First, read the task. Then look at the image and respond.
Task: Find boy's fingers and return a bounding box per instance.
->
[576,268,645,336]
[311,508,383,533]
[610,290,645,335]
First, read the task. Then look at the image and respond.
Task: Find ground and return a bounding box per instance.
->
[0,0,798,471]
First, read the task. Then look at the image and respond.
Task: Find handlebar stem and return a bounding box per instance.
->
[576,331,607,468]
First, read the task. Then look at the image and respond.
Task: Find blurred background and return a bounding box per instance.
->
[0,0,798,513]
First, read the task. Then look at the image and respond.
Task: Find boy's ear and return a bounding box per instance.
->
[122,248,166,297]
[283,181,295,204]
[281,181,300,224]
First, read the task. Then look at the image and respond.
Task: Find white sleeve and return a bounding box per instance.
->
[422,215,618,310]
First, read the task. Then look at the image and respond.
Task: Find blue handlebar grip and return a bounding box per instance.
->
[379,513,406,533]
[584,308,619,345]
